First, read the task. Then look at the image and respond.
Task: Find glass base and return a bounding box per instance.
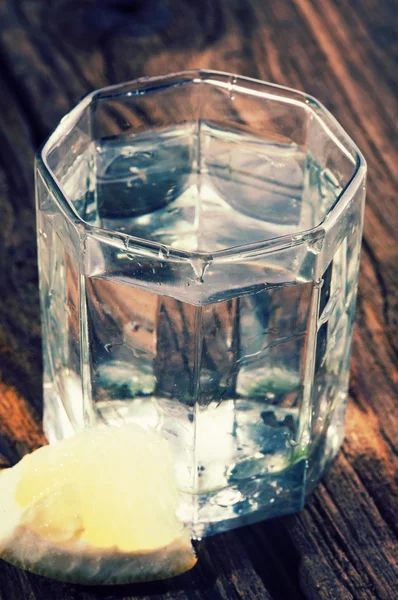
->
[43,385,344,538]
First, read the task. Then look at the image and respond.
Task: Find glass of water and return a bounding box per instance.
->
[36,71,366,537]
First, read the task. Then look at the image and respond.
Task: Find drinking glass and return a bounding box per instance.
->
[35,70,366,536]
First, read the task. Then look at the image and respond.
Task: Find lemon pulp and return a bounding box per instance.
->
[0,424,196,584]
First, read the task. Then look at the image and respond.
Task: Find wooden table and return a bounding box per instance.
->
[0,0,396,598]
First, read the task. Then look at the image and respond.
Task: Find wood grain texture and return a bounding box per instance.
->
[0,0,396,598]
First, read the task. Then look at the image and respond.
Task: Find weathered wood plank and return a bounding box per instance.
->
[0,0,396,599]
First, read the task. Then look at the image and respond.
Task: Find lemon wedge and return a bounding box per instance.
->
[0,424,196,584]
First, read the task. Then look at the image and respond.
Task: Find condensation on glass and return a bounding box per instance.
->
[36,71,366,537]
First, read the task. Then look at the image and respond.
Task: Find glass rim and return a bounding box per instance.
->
[36,69,366,264]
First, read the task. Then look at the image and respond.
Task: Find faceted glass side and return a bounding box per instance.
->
[307,185,365,488]
[36,71,366,537]
[36,171,84,440]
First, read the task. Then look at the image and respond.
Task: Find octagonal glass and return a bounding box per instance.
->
[36,70,366,536]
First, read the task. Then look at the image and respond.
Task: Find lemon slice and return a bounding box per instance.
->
[0,424,196,584]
